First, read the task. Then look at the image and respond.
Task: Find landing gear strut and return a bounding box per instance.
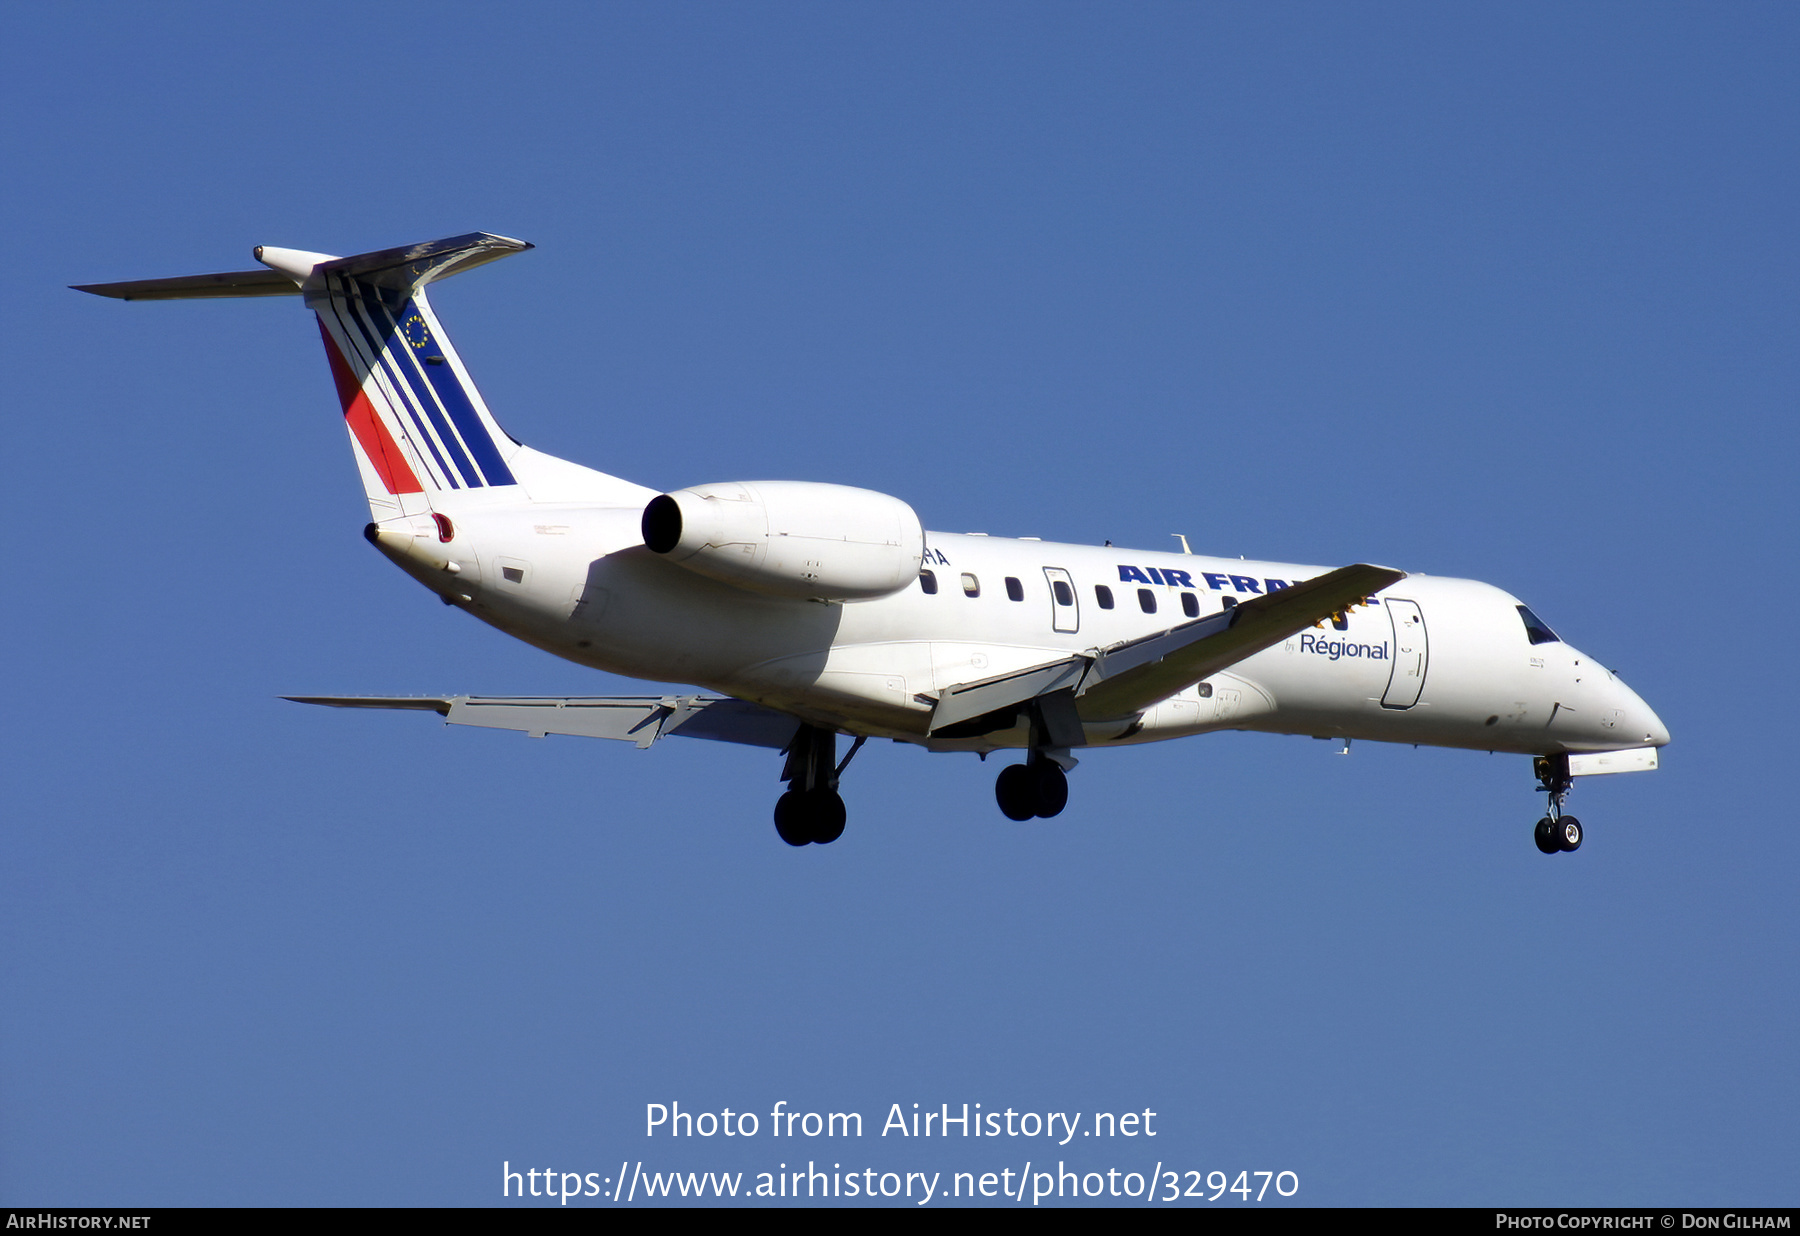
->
[773,726,862,846]
[1532,754,1583,854]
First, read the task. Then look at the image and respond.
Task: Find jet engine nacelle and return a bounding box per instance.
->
[642,481,924,602]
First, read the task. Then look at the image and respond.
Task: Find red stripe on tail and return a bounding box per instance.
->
[317,318,424,495]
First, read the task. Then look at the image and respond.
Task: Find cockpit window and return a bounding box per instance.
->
[1518,605,1560,645]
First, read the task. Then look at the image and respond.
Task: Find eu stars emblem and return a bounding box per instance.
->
[402,312,432,350]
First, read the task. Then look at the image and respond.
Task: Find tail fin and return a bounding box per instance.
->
[297,234,529,519]
[75,232,654,520]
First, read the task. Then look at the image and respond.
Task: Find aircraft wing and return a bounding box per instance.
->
[928,563,1405,736]
[285,694,802,749]
[1074,562,1405,719]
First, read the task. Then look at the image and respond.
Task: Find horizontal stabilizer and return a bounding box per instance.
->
[310,232,531,293]
[71,269,301,300]
[286,694,802,750]
[72,231,531,301]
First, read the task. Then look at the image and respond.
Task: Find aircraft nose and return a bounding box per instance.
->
[1616,677,1670,747]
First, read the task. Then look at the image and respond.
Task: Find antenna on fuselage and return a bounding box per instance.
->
[1172,534,1193,555]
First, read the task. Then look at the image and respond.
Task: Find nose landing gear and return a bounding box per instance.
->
[1532,755,1583,854]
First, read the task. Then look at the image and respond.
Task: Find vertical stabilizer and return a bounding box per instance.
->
[291,236,530,521]
[75,233,657,518]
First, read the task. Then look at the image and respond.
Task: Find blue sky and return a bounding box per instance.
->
[2,2,1794,1207]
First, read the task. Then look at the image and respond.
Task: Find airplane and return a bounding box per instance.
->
[74,232,1670,852]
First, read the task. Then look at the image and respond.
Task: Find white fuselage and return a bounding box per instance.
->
[73,230,1670,827]
[370,500,1669,759]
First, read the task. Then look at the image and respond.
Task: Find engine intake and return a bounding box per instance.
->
[642,481,924,602]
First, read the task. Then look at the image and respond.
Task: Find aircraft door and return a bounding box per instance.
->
[1381,598,1429,709]
[1043,567,1079,634]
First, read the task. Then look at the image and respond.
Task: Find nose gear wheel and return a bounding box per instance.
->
[1534,816,1560,854]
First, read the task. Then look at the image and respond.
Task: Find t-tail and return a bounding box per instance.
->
[72,233,654,522]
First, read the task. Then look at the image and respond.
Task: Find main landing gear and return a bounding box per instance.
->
[995,756,1069,821]
[1532,754,1583,854]
[773,725,864,846]
[993,695,1083,822]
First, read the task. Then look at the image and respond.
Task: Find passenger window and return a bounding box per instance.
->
[1518,605,1561,645]
[919,570,938,595]
[961,573,980,597]
[1095,585,1114,610]
[1005,576,1024,602]
[1180,592,1198,618]
[1137,589,1156,614]
[1053,580,1074,607]
[1330,612,1349,631]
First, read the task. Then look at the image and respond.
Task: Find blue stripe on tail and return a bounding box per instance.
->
[316,267,520,492]
[392,300,515,487]
[343,282,482,488]
[335,283,467,489]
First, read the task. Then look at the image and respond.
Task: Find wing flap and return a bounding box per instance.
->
[445,697,686,747]
[929,656,1086,734]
